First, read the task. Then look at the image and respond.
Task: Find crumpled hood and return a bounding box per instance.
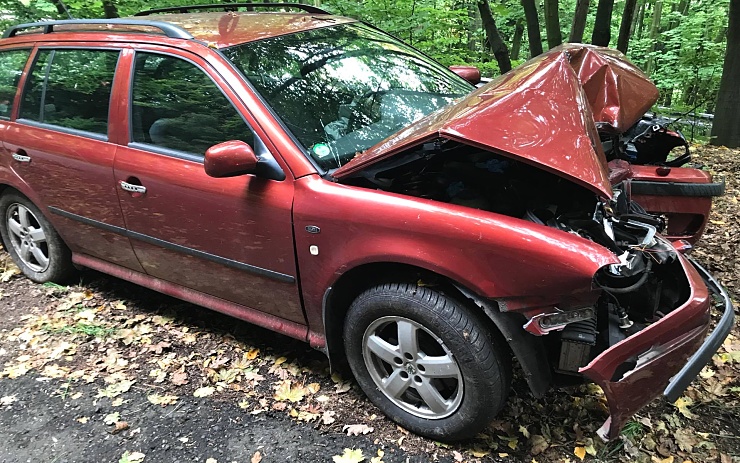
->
[563,43,659,133]
[333,45,658,199]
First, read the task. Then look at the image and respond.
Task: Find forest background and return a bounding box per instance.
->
[0,0,733,143]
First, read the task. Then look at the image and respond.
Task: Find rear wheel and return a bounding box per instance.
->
[0,192,74,283]
[343,283,511,441]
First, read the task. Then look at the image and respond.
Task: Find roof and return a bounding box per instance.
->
[127,12,357,48]
[2,12,356,48]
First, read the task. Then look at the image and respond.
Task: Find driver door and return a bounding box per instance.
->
[113,49,304,324]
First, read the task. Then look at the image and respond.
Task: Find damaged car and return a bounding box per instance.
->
[0,4,733,442]
[556,44,725,244]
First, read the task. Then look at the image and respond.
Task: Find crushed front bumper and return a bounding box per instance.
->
[580,255,735,440]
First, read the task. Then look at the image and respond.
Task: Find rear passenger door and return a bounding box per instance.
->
[3,47,143,271]
[0,48,32,171]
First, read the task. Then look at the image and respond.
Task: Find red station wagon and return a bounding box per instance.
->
[0,3,733,441]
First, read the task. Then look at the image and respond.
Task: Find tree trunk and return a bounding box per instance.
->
[668,0,689,29]
[569,0,590,43]
[591,0,615,46]
[645,0,662,75]
[636,0,648,38]
[543,0,562,48]
[630,0,643,37]
[49,0,72,18]
[511,18,524,59]
[521,0,543,56]
[711,0,740,147]
[478,0,512,73]
[617,0,638,52]
[102,0,119,18]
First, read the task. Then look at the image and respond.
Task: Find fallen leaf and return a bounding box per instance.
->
[251,451,262,463]
[273,380,306,403]
[0,395,17,406]
[321,410,336,425]
[104,412,121,425]
[370,449,385,463]
[205,459,217,463]
[97,380,135,399]
[294,409,320,422]
[574,446,586,461]
[674,397,696,419]
[170,369,188,386]
[343,424,374,436]
[246,348,260,360]
[332,448,364,463]
[111,421,130,434]
[147,394,178,406]
[119,451,145,463]
[193,386,215,398]
[335,381,351,394]
[674,428,699,452]
[76,416,89,424]
[530,435,549,455]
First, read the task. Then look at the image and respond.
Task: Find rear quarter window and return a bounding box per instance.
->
[19,48,119,136]
[0,49,31,118]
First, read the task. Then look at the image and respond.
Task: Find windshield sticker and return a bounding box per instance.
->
[312,143,332,158]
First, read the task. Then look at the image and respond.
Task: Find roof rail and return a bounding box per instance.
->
[134,2,331,16]
[2,19,194,39]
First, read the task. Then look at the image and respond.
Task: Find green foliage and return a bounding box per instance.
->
[0,0,730,114]
[626,0,728,114]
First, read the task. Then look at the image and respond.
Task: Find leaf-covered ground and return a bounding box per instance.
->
[0,145,738,463]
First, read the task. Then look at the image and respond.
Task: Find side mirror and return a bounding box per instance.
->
[204,140,259,178]
[449,65,481,85]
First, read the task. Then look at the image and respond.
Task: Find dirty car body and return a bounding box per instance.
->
[0,6,732,442]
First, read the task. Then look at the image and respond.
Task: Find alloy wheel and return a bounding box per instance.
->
[362,316,463,419]
[6,203,50,272]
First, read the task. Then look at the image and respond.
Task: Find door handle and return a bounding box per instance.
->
[119,180,147,195]
[11,150,30,163]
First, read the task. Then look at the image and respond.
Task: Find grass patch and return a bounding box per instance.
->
[621,420,644,439]
[42,282,69,294]
[44,322,117,338]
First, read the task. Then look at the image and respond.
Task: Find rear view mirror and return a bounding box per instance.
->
[204,140,259,178]
[449,65,481,85]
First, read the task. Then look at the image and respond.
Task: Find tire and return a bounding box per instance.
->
[0,192,75,283]
[343,283,511,441]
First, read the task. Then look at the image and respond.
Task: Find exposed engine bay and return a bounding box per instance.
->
[341,139,691,382]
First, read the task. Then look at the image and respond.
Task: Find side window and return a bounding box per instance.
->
[0,49,31,118]
[20,49,119,135]
[131,52,254,156]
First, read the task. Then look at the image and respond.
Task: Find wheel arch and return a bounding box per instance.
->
[322,261,551,398]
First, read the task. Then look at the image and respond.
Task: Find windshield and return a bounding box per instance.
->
[223,23,472,170]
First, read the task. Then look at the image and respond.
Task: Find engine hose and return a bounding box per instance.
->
[597,259,654,294]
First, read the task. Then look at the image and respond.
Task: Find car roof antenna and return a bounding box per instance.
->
[57,1,74,19]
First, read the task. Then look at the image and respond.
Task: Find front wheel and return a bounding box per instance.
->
[343,283,511,441]
[0,192,75,283]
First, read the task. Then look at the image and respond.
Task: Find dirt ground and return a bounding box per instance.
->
[0,145,738,463]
